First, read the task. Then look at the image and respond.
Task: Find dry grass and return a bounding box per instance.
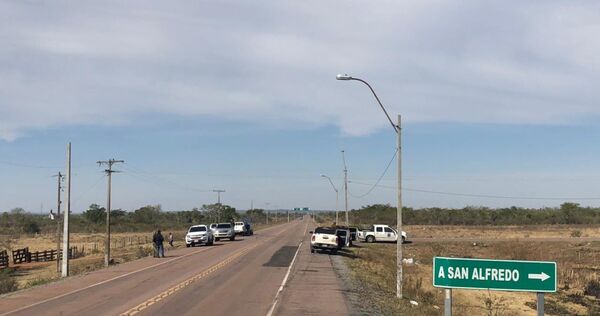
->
[345,225,600,316]
[407,224,600,239]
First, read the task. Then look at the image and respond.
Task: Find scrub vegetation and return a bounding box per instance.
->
[350,202,600,226]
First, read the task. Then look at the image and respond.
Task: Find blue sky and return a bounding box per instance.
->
[2,1,600,213]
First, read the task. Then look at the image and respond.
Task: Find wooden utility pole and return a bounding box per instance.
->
[97,159,124,267]
[54,172,64,274]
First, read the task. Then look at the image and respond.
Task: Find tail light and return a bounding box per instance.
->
[311,235,315,241]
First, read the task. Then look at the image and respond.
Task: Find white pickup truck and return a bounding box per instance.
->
[310,227,339,254]
[358,224,407,243]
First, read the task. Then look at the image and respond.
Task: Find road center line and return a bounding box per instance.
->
[1,224,288,316]
[121,222,298,315]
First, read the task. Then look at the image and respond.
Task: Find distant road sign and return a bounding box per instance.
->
[293,207,310,211]
[433,257,556,292]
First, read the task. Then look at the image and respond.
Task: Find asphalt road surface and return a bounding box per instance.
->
[0,216,349,316]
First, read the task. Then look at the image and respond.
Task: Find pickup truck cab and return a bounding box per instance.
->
[358,224,407,243]
[213,223,235,241]
[310,227,339,254]
[185,225,214,247]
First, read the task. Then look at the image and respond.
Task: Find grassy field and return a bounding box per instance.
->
[0,222,279,292]
[343,225,600,315]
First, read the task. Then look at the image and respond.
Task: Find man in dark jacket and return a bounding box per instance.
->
[152,230,165,258]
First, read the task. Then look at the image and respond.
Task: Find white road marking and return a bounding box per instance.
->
[1,224,287,316]
[265,221,309,316]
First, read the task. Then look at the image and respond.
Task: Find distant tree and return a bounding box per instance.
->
[10,207,25,215]
[202,204,238,223]
[83,204,106,224]
[132,205,162,224]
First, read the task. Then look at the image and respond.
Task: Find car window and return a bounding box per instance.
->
[189,226,206,232]
[384,227,393,233]
[315,227,336,234]
[336,230,347,235]
[217,224,231,228]
[376,227,383,232]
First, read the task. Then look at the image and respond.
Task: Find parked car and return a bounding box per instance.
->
[185,225,214,247]
[358,224,407,243]
[234,221,247,235]
[335,228,351,249]
[209,223,218,232]
[310,227,339,254]
[213,223,235,241]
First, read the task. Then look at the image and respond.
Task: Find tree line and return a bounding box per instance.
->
[0,204,276,236]
[349,202,600,226]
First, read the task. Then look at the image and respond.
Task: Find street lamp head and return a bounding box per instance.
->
[336,74,352,80]
[320,174,327,178]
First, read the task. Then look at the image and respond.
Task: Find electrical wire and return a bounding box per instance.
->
[121,163,213,193]
[0,160,59,169]
[349,180,600,201]
[348,149,397,198]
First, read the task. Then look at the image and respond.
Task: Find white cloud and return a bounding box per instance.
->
[1,1,600,141]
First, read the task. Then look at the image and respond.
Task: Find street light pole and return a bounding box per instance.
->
[336,74,403,298]
[341,151,349,226]
[320,174,339,225]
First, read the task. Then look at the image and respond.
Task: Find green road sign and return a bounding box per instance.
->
[433,257,557,292]
[293,207,310,211]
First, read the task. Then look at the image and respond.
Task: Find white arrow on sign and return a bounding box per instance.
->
[528,272,550,281]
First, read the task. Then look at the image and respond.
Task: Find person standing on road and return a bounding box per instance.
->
[168,232,174,247]
[153,230,165,258]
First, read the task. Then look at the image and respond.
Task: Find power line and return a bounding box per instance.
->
[349,180,600,201]
[121,163,212,193]
[349,149,397,198]
[0,160,59,169]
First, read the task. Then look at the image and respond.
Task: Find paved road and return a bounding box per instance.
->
[0,216,349,316]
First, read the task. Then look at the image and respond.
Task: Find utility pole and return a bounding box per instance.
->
[213,189,225,222]
[61,143,71,277]
[396,115,403,299]
[53,172,64,274]
[341,150,349,226]
[97,158,124,268]
[287,210,290,223]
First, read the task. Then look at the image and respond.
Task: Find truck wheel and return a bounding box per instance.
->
[310,246,315,253]
[402,236,406,244]
[208,240,214,246]
[331,249,338,255]
[366,236,375,243]
[186,244,190,248]
[230,235,235,241]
